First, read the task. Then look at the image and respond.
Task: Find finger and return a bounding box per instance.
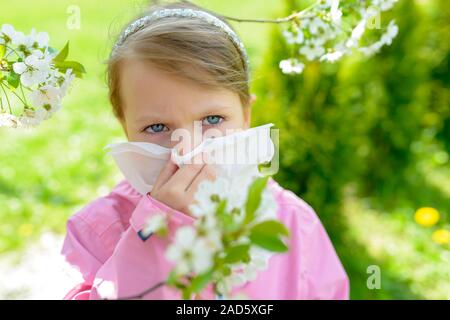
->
[152,156,179,192]
[165,152,206,192]
[186,164,216,198]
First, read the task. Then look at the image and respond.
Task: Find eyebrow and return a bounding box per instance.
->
[133,105,234,124]
[134,115,166,124]
[196,105,234,117]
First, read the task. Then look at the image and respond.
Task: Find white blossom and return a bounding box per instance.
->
[10,28,48,52]
[0,113,19,127]
[279,58,305,74]
[307,17,329,36]
[28,85,61,109]
[329,0,342,23]
[189,177,229,218]
[141,214,167,238]
[194,210,222,244]
[0,24,16,45]
[216,248,272,297]
[358,20,399,56]
[13,50,51,87]
[372,0,398,11]
[216,278,232,296]
[346,18,367,48]
[381,20,399,46]
[166,226,215,275]
[320,50,345,62]
[254,186,278,222]
[282,30,304,45]
[0,24,80,128]
[299,42,326,61]
[0,111,42,128]
[167,173,280,298]
[279,0,399,74]
[59,69,76,96]
[11,31,34,49]
[29,28,50,48]
[19,115,44,128]
[189,172,257,219]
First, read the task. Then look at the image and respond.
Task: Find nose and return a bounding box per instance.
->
[169,122,203,157]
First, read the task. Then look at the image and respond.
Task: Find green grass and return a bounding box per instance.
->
[342,184,450,299]
[338,135,450,299]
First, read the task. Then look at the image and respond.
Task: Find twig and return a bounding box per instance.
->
[0,89,3,112]
[111,281,166,300]
[4,45,22,60]
[0,81,12,114]
[9,87,29,108]
[218,12,316,24]
[180,0,318,24]
[0,80,29,108]
[19,83,29,107]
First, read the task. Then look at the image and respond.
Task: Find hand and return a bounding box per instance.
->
[149,152,216,215]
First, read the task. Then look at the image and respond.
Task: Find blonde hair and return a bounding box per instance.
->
[107,1,251,124]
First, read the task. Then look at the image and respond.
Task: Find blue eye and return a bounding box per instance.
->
[145,123,167,133]
[202,115,223,125]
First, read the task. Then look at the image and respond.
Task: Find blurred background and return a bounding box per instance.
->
[0,0,448,299]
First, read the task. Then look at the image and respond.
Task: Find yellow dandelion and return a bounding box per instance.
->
[414,207,440,227]
[432,229,450,245]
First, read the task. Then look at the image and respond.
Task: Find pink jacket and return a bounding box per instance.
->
[60,178,349,300]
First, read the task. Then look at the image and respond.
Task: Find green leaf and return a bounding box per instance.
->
[217,198,227,216]
[221,265,232,276]
[190,270,214,293]
[0,45,5,59]
[258,161,271,171]
[244,176,269,224]
[216,198,231,226]
[175,282,186,290]
[250,220,290,238]
[224,244,250,263]
[249,233,288,252]
[53,60,86,78]
[224,219,241,233]
[53,41,69,62]
[166,270,178,286]
[182,288,191,300]
[248,220,289,252]
[155,225,169,237]
[7,72,20,89]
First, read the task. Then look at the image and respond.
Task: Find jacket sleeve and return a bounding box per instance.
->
[87,194,194,300]
[60,215,110,300]
[59,180,142,300]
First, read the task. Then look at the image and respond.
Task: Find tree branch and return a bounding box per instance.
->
[179,0,318,24]
[218,12,315,24]
[110,281,166,300]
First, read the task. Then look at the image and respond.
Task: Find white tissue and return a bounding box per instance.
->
[103,123,275,195]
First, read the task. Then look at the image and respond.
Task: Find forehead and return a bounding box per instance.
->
[119,59,241,122]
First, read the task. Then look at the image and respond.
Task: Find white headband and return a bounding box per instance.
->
[112,8,250,75]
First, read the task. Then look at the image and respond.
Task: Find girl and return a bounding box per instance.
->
[60,1,349,300]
